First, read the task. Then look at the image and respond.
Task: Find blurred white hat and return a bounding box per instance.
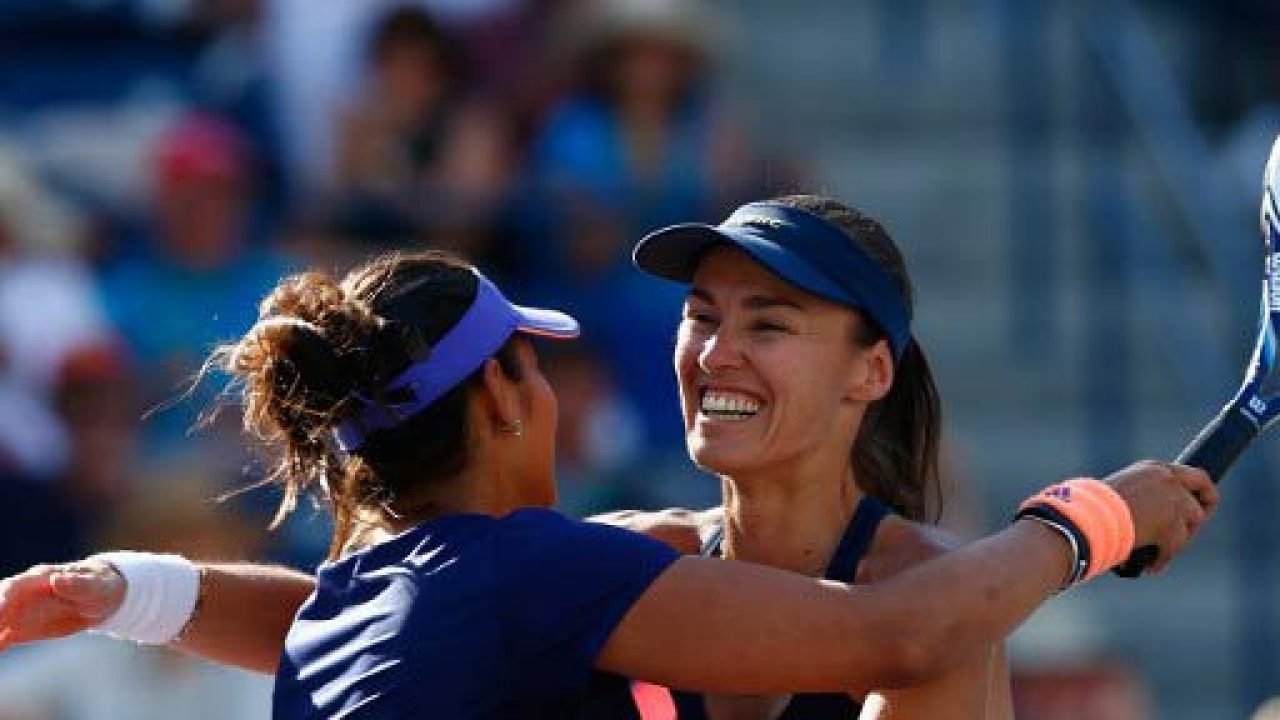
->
[0,141,86,257]
[561,0,723,60]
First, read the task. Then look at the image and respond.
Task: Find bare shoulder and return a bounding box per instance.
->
[856,516,964,584]
[587,506,724,555]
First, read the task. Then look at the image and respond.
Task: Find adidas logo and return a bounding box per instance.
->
[1045,485,1072,502]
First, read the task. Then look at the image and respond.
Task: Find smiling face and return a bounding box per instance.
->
[674,246,893,477]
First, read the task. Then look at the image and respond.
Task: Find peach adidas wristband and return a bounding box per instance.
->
[1019,478,1136,583]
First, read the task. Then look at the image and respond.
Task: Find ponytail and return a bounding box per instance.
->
[767,194,945,524]
[851,337,942,523]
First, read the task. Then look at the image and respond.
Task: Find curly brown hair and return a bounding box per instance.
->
[211,250,522,557]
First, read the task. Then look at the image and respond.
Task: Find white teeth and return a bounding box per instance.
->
[701,391,761,418]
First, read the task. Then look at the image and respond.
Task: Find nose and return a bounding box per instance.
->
[698,327,742,374]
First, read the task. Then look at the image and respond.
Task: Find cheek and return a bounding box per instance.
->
[540,379,558,426]
[673,325,704,372]
[759,347,833,411]
[673,338,702,400]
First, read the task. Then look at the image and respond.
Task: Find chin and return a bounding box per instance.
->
[687,439,746,476]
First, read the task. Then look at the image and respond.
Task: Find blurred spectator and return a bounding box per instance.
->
[263,0,550,192]
[98,112,288,459]
[529,0,756,247]
[0,143,116,481]
[0,343,138,579]
[187,0,289,220]
[323,4,519,274]
[1011,663,1153,720]
[517,0,764,456]
[0,467,274,720]
[333,5,462,199]
[538,340,649,517]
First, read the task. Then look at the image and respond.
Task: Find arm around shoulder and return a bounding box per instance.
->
[595,519,1069,696]
[587,507,719,555]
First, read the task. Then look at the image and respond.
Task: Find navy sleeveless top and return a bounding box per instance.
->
[672,495,892,720]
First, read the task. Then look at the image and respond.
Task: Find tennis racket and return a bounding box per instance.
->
[1115,132,1280,577]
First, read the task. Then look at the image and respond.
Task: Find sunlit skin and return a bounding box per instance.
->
[673,246,1007,718]
[676,246,892,495]
[506,338,560,509]
[374,336,562,537]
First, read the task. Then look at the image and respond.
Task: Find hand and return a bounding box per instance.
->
[1103,460,1218,573]
[0,559,125,652]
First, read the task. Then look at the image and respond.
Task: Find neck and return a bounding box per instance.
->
[720,458,864,577]
[381,440,524,534]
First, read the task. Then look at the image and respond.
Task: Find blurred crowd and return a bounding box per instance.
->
[0,2,800,713]
[0,0,801,592]
[2,1,1279,719]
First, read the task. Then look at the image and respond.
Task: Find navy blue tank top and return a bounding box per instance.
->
[672,495,892,720]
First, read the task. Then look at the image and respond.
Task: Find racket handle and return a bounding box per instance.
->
[1172,403,1258,483]
[1114,404,1257,578]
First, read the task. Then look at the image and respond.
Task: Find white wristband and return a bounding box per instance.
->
[91,552,201,645]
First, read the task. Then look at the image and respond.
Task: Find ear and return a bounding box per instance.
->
[479,357,522,429]
[843,338,894,404]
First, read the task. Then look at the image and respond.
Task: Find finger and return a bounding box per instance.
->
[47,567,120,620]
[1152,521,1190,574]
[1186,516,1203,541]
[0,570,54,614]
[1179,491,1207,527]
[0,571,54,651]
[1192,481,1221,514]
[1173,464,1214,497]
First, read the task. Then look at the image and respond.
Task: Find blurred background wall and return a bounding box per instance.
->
[0,0,1276,718]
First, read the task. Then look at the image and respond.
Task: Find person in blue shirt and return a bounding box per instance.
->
[0,250,1214,719]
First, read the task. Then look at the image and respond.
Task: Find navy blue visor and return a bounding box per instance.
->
[632,201,911,360]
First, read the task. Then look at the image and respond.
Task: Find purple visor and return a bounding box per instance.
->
[334,270,578,452]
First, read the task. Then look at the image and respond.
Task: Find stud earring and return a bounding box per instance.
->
[502,420,524,437]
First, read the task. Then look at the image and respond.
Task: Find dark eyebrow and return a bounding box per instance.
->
[743,295,804,311]
[687,286,804,311]
[688,286,713,304]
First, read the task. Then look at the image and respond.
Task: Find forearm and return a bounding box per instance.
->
[873,643,1010,719]
[866,520,1067,687]
[171,563,315,674]
[587,508,709,555]
[599,519,1070,695]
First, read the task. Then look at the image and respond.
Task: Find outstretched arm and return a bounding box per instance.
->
[0,560,313,675]
[0,509,713,675]
[173,563,314,673]
[598,518,1068,695]
[596,462,1215,695]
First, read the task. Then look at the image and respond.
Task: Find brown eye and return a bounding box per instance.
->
[751,321,789,334]
[683,309,717,327]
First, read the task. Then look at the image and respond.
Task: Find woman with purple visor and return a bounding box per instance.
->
[0,235,1213,718]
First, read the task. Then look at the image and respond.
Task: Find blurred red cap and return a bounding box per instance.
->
[56,339,130,388]
[153,113,249,185]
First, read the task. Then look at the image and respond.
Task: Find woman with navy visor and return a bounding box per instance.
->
[592,194,1012,719]
[0,245,1213,718]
